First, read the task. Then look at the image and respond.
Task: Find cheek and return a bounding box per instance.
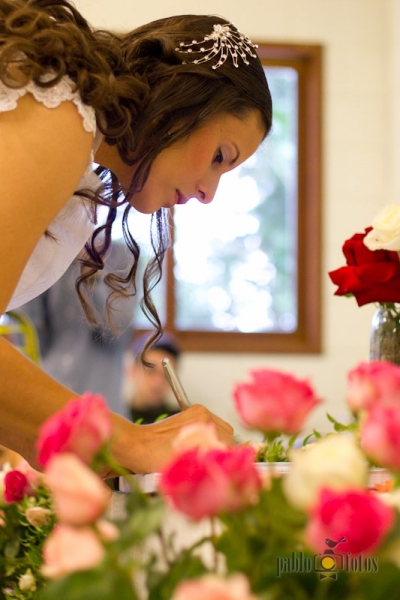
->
[159,144,209,181]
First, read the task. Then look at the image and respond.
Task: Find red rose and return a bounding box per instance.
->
[4,470,30,503]
[328,228,400,306]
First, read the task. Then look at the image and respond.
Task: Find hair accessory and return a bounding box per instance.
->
[176,23,258,70]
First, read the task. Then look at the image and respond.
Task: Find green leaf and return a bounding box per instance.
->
[4,539,20,559]
[154,414,169,422]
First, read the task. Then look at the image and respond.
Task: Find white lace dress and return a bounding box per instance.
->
[0,75,104,311]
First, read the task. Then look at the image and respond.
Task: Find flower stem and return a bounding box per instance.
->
[210,517,219,573]
[157,528,173,569]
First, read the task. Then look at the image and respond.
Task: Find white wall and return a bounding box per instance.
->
[73,0,399,440]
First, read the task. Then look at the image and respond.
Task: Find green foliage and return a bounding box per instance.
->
[326,413,358,434]
[0,485,55,599]
[147,553,207,600]
[216,478,306,592]
[36,568,138,600]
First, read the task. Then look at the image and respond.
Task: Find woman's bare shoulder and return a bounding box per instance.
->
[0,93,95,312]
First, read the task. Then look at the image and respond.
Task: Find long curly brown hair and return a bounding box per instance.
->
[0,0,272,354]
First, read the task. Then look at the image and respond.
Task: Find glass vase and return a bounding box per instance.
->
[370,303,400,365]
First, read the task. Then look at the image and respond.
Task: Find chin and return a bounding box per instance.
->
[128,199,159,214]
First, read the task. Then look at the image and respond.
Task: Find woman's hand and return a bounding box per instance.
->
[111,405,234,475]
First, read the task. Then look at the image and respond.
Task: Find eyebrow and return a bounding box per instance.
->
[229,144,240,166]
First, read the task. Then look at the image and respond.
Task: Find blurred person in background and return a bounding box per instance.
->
[125,332,181,424]
[21,242,135,416]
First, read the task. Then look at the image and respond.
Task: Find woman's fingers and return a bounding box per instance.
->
[164,404,234,446]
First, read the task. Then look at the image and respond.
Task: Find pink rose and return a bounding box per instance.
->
[306,487,394,556]
[172,422,226,454]
[45,454,111,525]
[36,392,113,466]
[159,446,261,520]
[171,574,258,600]
[360,403,400,469]
[347,361,400,412]
[41,524,105,579]
[233,368,322,434]
[4,470,31,503]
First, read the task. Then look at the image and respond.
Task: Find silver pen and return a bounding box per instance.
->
[161,357,191,410]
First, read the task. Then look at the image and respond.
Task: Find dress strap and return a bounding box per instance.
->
[0,75,96,134]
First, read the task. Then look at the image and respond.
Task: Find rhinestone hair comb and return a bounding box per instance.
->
[176,23,258,70]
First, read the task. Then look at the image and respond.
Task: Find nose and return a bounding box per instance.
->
[196,174,221,204]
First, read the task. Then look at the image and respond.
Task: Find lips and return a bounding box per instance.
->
[176,190,189,205]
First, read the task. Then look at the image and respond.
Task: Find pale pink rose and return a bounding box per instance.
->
[360,403,400,469]
[36,392,113,466]
[347,361,400,412]
[41,524,105,579]
[171,574,258,600]
[233,368,322,434]
[172,422,226,454]
[305,487,394,556]
[45,454,111,525]
[159,446,261,520]
[25,506,53,528]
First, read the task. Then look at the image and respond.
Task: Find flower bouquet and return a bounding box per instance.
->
[4,362,400,599]
[329,204,400,364]
[0,461,55,598]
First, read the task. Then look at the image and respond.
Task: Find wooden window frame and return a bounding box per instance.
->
[162,43,323,354]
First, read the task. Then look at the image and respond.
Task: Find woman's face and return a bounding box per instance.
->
[98,110,265,214]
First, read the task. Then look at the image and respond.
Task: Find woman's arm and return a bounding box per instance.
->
[0,92,93,463]
[0,333,233,472]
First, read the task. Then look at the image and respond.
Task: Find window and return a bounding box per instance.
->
[127,43,322,354]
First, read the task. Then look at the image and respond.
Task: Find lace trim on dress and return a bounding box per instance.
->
[0,75,96,134]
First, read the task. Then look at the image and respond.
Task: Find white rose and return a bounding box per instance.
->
[25,506,53,527]
[282,434,368,510]
[364,204,400,251]
[18,569,37,593]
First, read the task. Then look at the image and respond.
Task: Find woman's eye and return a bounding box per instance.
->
[214,149,224,164]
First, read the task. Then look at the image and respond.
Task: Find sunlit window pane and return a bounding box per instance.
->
[174,67,298,333]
